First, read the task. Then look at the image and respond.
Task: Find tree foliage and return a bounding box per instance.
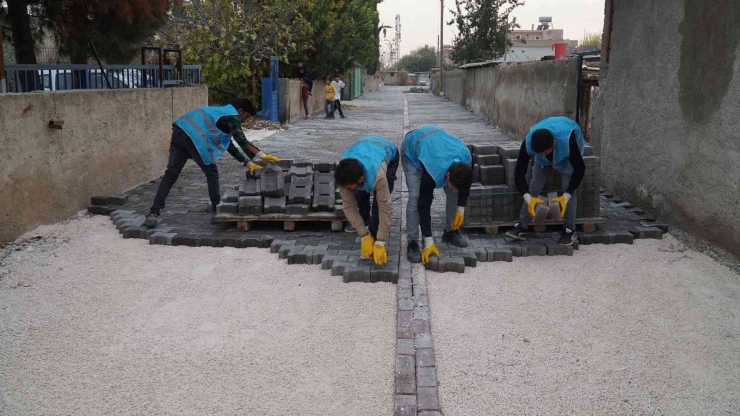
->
[448,0,523,65]
[580,31,601,47]
[397,45,437,73]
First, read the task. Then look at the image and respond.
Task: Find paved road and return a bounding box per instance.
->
[1,86,739,415]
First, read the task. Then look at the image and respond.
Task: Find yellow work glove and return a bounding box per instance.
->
[361,235,375,259]
[552,193,572,218]
[421,237,441,264]
[373,241,387,266]
[246,161,263,177]
[523,193,546,218]
[255,151,281,163]
[451,207,465,230]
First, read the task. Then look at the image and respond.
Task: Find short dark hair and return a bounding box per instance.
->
[232,98,255,115]
[448,162,473,192]
[531,129,554,153]
[335,158,365,187]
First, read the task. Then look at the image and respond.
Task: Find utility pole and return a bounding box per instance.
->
[0,28,6,93]
[440,0,445,96]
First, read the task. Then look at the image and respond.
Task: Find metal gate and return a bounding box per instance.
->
[262,56,280,121]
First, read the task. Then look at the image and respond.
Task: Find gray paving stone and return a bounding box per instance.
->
[90,196,109,206]
[497,242,522,256]
[417,387,441,411]
[414,295,429,308]
[371,263,400,283]
[270,239,293,253]
[331,261,354,276]
[149,232,176,245]
[239,178,261,196]
[289,165,314,177]
[423,257,439,272]
[398,278,412,290]
[260,162,285,197]
[122,225,147,239]
[321,254,348,270]
[394,395,417,416]
[288,174,313,204]
[399,298,414,311]
[414,317,431,334]
[343,266,372,282]
[414,307,430,321]
[417,367,437,387]
[286,204,310,215]
[487,248,514,262]
[474,154,502,165]
[223,189,239,203]
[608,230,634,244]
[312,161,336,172]
[238,196,262,215]
[397,338,415,356]
[312,172,336,212]
[631,226,664,239]
[416,348,436,367]
[544,240,574,256]
[398,287,413,299]
[438,257,465,273]
[395,354,416,395]
[397,311,414,339]
[263,196,287,214]
[520,242,547,257]
[279,245,303,259]
[472,144,498,155]
[415,333,433,349]
[418,412,443,416]
[216,202,239,214]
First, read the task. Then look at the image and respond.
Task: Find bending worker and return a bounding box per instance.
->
[402,126,473,264]
[146,98,280,227]
[335,136,399,266]
[505,116,586,246]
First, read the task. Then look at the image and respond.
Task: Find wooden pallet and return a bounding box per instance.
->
[214,212,345,232]
[463,217,605,235]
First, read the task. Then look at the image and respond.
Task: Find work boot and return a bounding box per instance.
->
[505,224,528,241]
[144,212,159,228]
[340,115,346,119]
[558,227,577,246]
[407,240,422,263]
[442,229,468,248]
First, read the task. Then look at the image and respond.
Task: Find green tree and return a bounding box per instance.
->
[448,0,523,65]
[397,45,437,73]
[580,31,601,47]
[164,0,311,103]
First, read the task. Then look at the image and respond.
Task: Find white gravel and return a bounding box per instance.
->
[0,214,395,415]
[427,236,740,416]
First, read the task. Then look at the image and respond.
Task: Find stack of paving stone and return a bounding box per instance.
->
[215,160,341,217]
[464,141,600,225]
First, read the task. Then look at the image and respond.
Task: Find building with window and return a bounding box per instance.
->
[495,17,578,62]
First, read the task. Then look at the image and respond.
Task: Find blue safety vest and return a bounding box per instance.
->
[174,105,240,165]
[341,136,398,193]
[525,116,584,172]
[402,126,472,188]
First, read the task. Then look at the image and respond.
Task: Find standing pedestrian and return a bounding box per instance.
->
[297,62,313,95]
[301,78,310,119]
[332,75,346,119]
[324,77,336,119]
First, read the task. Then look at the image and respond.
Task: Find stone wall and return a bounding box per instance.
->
[429,58,579,138]
[279,79,330,123]
[362,74,381,93]
[0,86,208,244]
[592,0,740,256]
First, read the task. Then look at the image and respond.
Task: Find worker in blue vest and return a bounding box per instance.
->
[335,136,399,266]
[145,98,281,227]
[505,116,586,246]
[402,126,473,264]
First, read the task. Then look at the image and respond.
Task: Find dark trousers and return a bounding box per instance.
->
[355,153,400,239]
[302,97,309,116]
[334,99,344,117]
[151,127,221,214]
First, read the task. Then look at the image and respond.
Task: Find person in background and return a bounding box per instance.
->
[301,78,310,119]
[145,98,281,227]
[324,77,336,119]
[332,75,346,119]
[297,62,312,95]
[335,136,400,266]
[505,116,586,246]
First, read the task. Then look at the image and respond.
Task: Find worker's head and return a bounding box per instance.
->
[335,75,341,81]
[446,162,473,193]
[326,76,332,83]
[335,158,365,190]
[531,129,555,157]
[232,98,255,122]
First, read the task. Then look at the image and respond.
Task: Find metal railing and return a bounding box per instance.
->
[3,64,201,93]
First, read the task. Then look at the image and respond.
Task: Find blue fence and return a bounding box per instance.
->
[3,64,201,93]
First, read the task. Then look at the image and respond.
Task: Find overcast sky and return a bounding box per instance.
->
[378,0,605,58]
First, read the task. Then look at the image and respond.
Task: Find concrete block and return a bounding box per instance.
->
[122,225,147,239]
[149,232,176,245]
[289,165,314,177]
[583,145,594,156]
[313,161,336,172]
[417,387,441,411]
[288,174,313,204]
[394,395,417,416]
[630,226,663,240]
[533,203,550,224]
[286,204,310,215]
[474,154,502,165]
[395,355,416,395]
[479,165,506,185]
[88,205,113,215]
[397,310,414,339]
[547,192,562,221]
[438,257,465,273]
[223,189,239,203]
[371,264,400,283]
[423,257,439,272]
[487,248,513,262]
[279,244,303,259]
[544,240,574,256]
[640,221,669,233]
[270,239,293,254]
[312,172,336,212]
[90,196,109,206]
[238,196,262,215]
[239,178,261,196]
[416,348,436,367]
[108,195,128,206]
[343,266,373,283]
[497,242,522,257]
[520,242,547,257]
[331,261,354,276]
[496,144,521,159]
[460,250,478,267]
[471,144,498,155]
[238,236,265,248]
[260,162,285,197]
[276,159,294,169]
[263,196,287,214]
[216,202,239,214]
[293,160,313,168]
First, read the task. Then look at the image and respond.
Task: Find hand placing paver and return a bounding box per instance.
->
[0,215,395,415]
[426,236,740,415]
